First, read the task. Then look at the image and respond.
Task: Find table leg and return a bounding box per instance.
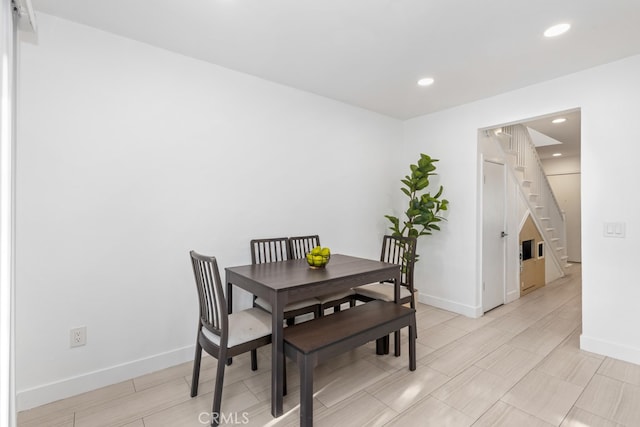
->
[271,293,286,417]
[226,282,233,315]
[226,282,234,365]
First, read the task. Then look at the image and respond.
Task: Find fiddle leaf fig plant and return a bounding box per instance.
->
[385,153,449,260]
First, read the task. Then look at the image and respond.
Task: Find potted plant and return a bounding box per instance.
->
[385,153,449,261]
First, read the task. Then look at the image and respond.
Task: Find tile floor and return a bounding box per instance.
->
[17,264,640,426]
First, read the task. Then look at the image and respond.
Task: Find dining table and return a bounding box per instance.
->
[225,253,401,417]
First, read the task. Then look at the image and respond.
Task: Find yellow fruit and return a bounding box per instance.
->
[311,246,322,255]
[320,247,330,256]
[313,255,325,266]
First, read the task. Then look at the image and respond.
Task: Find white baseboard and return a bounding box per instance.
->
[16,344,195,411]
[580,334,640,365]
[505,289,520,304]
[418,292,482,318]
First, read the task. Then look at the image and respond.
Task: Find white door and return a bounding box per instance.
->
[482,160,506,312]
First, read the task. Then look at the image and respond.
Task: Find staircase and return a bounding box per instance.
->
[494,124,569,277]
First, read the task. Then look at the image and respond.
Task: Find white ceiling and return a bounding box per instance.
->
[30,0,640,121]
[524,110,581,160]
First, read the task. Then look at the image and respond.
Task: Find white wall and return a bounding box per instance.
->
[542,155,582,262]
[404,54,640,365]
[543,156,581,263]
[542,155,581,175]
[15,14,402,409]
[16,11,640,410]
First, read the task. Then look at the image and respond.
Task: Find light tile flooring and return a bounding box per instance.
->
[18,264,640,426]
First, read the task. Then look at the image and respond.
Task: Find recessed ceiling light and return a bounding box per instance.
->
[552,117,567,124]
[544,23,571,38]
[417,77,435,87]
[552,153,562,157]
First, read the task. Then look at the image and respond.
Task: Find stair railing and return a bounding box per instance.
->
[496,124,568,273]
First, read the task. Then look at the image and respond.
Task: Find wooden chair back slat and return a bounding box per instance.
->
[190,251,227,341]
[381,235,417,294]
[289,235,321,259]
[250,237,290,264]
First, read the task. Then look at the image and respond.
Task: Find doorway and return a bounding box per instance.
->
[479,109,581,314]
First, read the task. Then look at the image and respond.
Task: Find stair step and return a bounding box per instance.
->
[561,256,569,260]
[551,238,560,242]
[540,217,550,221]
[556,247,565,251]
[546,228,555,232]
[535,206,544,210]
[529,193,539,198]
[522,180,533,186]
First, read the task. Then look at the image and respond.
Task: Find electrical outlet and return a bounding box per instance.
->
[70,326,86,348]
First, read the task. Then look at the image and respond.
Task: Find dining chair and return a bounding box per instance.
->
[189,251,272,426]
[251,237,322,324]
[353,235,417,355]
[288,235,355,316]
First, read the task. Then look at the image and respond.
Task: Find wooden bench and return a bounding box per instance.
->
[283,300,417,427]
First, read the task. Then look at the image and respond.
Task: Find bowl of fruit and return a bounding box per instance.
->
[306,246,331,269]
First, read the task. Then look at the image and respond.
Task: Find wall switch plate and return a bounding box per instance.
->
[604,222,626,238]
[70,326,86,348]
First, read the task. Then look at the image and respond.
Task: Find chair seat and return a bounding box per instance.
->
[255,297,321,314]
[201,307,272,348]
[316,289,355,304]
[353,282,412,302]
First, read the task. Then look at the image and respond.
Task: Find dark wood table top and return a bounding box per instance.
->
[226,254,398,296]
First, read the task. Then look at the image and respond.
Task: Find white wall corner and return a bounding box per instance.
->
[418,292,483,318]
[580,334,640,366]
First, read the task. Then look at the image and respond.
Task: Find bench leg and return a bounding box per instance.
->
[394,330,401,357]
[375,337,384,355]
[376,335,390,355]
[299,353,317,427]
[409,323,416,371]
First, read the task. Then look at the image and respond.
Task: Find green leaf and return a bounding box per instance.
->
[416,177,430,190]
[384,215,399,225]
[383,153,448,262]
[434,185,443,198]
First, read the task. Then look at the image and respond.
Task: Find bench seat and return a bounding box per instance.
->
[283,300,416,427]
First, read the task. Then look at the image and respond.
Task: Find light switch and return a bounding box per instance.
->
[604,222,625,238]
